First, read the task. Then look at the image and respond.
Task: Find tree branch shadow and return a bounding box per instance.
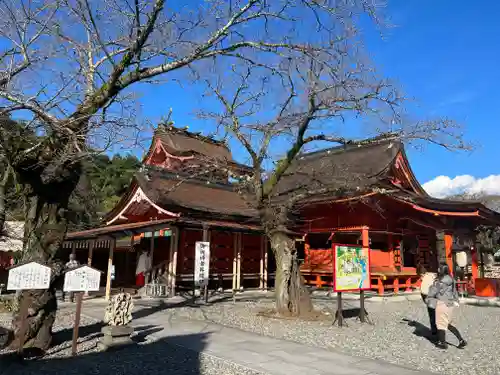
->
[0,329,209,375]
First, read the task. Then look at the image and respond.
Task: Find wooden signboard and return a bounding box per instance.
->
[194,241,210,288]
[7,261,52,356]
[333,244,371,292]
[332,244,372,327]
[7,261,51,291]
[63,265,102,356]
[64,265,101,292]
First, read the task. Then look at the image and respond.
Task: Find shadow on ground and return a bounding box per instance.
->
[401,318,436,344]
[0,328,209,375]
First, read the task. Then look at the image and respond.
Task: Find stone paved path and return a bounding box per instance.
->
[75,299,438,375]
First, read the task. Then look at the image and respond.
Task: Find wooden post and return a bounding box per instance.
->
[388,234,395,268]
[17,296,29,356]
[444,233,454,274]
[263,239,268,290]
[87,240,94,266]
[202,226,210,303]
[471,248,479,279]
[333,292,344,327]
[71,292,83,356]
[359,290,366,323]
[436,231,447,266]
[169,227,179,297]
[105,238,115,301]
[361,227,369,248]
[480,250,485,278]
[236,232,242,291]
[147,233,156,284]
[232,233,238,292]
[259,235,265,289]
[85,241,95,297]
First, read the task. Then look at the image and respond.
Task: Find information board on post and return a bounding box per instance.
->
[333,244,371,292]
[63,265,102,356]
[194,241,210,288]
[7,261,52,354]
[7,261,52,291]
[64,265,102,292]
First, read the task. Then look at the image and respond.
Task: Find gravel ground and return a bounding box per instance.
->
[0,311,267,375]
[157,296,500,375]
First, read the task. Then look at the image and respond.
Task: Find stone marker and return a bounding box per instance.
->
[98,292,134,351]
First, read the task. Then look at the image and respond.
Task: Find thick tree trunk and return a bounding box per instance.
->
[269,231,313,316]
[10,163,80,352]
[0,167,10,235]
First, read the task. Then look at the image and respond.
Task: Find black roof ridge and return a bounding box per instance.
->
[155,122,229,148]
[297,136,401,161]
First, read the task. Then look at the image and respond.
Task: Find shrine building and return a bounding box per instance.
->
[63,124,500,299]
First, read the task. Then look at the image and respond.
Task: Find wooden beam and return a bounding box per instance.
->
[169,227,179,296]
[105,238,116,301]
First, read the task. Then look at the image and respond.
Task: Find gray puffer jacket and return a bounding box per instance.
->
[427,275,459,308]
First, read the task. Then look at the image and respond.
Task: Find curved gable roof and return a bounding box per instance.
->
[275,139,402,198]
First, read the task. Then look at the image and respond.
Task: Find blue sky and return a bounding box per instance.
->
[133,1,499,195]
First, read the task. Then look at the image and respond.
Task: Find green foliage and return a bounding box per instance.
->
[4,151,140,231]
[67,153,141,230]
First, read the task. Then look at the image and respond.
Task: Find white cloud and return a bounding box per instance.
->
[423,175,500,198]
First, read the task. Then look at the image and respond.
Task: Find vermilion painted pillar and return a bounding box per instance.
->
[361,226,369,248]
[387,234,395,269]
[471,248,479,282]
[444,233,454,274]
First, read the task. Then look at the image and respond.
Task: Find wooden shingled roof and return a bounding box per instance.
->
[135,169,258,220]
[275,139,402,200]
[154,124,232,160]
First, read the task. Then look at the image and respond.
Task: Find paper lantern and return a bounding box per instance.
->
[456,251,467,268]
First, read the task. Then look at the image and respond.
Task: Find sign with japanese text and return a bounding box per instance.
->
[194,241,210,287]
[64,265,102,292]
[7,261,52,290]
[333,244,371,292]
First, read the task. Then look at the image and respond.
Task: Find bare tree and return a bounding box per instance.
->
[199,47,468,314]
[0,0,468,347]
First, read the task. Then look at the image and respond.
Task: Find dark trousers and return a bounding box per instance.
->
[422,294,437,334]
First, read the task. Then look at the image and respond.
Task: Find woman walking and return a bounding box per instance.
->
[419,266,437,337]
[427,263,467,349]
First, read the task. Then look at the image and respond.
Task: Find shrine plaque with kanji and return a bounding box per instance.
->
[194,241,210,287]
[64,265,102,292]
[7,262,52,290]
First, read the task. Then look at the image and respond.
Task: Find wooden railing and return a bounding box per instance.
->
[144,260,171,297]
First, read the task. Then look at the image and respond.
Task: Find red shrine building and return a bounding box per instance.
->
[65,124,500,299]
